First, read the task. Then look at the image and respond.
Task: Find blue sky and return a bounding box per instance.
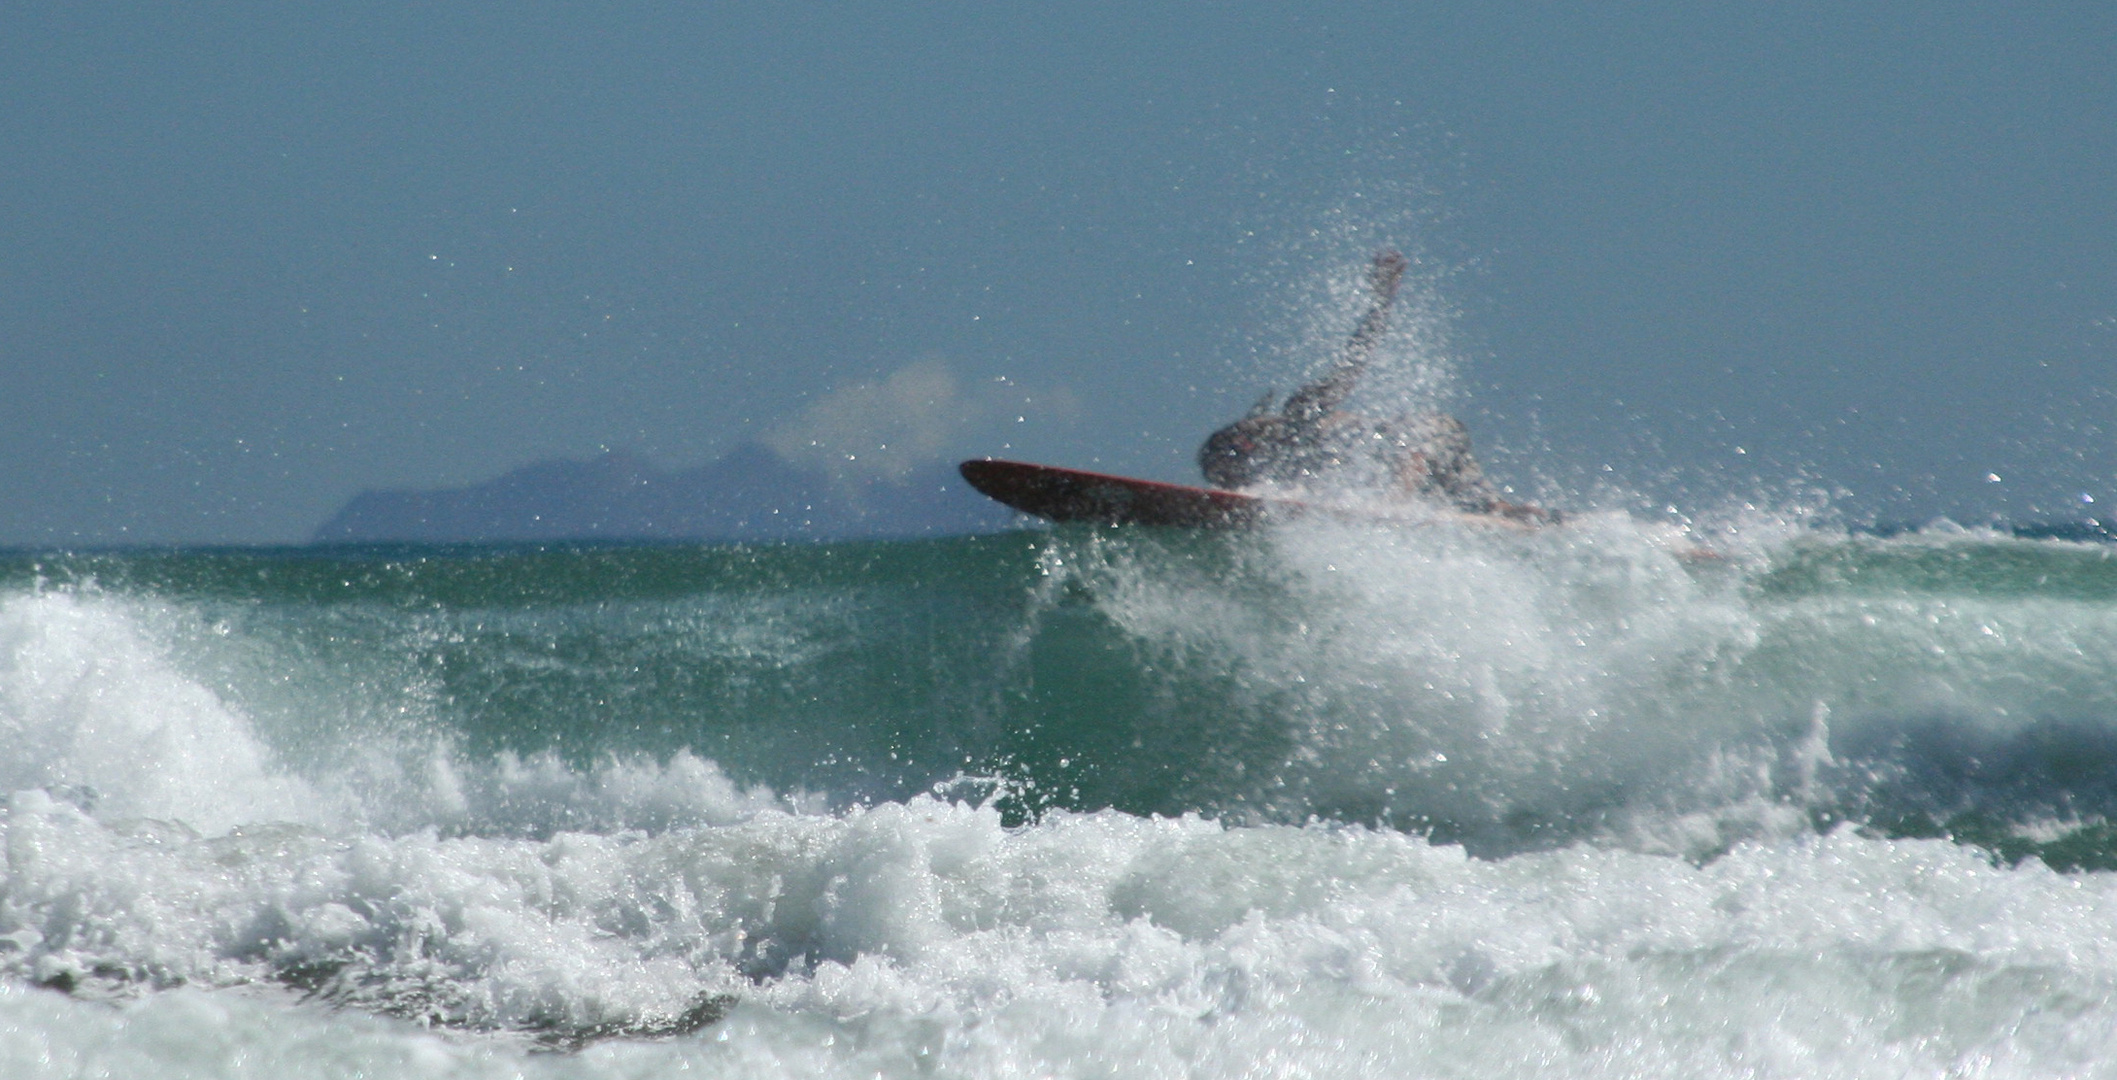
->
[3,2,2111,542]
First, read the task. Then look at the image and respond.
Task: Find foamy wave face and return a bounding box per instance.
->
[6,792,2117,1075]
[1049,518,2117,852]
[0,585,820,843]
[1045,515,1776,844]
[0,591,325,835]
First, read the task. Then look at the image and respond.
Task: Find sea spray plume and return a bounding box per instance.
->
[1031,517,1782,852]
[1031,513,2117,861]
[1202,235,1555,523]
[1225,164,1467,424]
[0,590,324,834]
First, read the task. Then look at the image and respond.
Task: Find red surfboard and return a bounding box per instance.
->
[958,459,1305,528]
[957,459,1721,559]
[958,458,1566,534]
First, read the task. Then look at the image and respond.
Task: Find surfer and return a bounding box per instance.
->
[1197,251,1552,523]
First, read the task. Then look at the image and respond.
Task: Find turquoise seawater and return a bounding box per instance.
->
[10,516,2117,1076]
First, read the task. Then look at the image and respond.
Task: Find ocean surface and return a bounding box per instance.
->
[10,513,2117,1077]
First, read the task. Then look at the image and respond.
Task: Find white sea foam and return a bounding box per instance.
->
[7,790,2117,1078]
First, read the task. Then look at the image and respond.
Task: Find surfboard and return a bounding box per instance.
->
[957,460,1725,561]
[958,458,1286,528]
[958,458,1566,536]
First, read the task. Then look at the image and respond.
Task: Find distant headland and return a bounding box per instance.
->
[311,442,1017,543]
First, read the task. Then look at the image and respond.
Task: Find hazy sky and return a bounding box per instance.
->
[3,2,2112,543]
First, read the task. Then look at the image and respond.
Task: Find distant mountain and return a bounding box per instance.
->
[311,443,1019,543]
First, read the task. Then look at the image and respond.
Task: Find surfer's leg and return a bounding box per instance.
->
[1280,251,1411,424]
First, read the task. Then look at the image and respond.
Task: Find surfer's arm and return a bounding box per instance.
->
[1282,250,1410,423]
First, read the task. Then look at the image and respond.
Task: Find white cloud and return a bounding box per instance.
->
[763,358,1069,483]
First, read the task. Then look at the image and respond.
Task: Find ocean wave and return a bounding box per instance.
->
[10,524,2117,1071]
